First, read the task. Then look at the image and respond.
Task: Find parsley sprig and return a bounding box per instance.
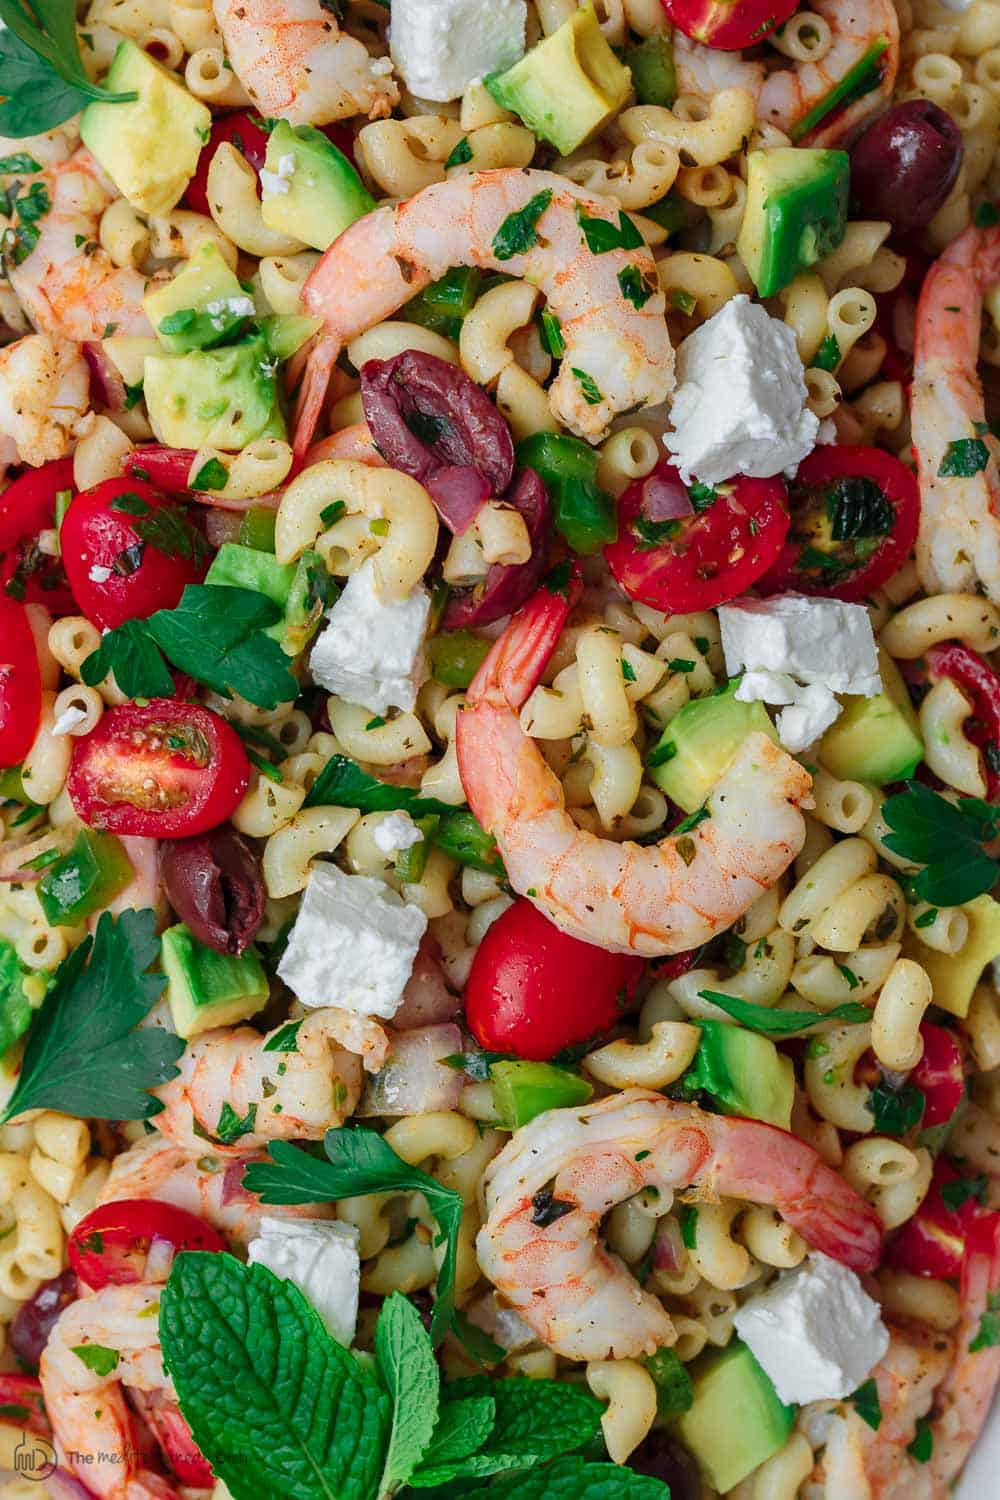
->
[698,989,872,1034]
[881,781,1000,906]
[0,0,137,136]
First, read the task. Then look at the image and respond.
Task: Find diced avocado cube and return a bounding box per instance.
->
[162,923,269,1040]
[260,121,375,251]
[684,1020,794,1129]
[259,314,323,361]
[143,335,284,451]
[490,1060,593,1128]
[37,830,134,928]
[738,147,849,298]
[623,33,676,107]
[103,336,160,389]
[205,543,296,608]
[485,5,632,156]
[145,242,252,354]
[818,649,923,783]
[675,1341,795,1493]
[648,681,779,813]
[80,40,211,216]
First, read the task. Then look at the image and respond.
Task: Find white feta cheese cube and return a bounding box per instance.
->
[665,295,818,486]
[719,594,881,697]
[51,704,88,737]
[310,557,431,716]
[248,1217,360,1346]
[775,684,841,753]
[390,0,526,102]
[733,1253,889,1405]
[278,862,427,1019]
[372,811,424,855]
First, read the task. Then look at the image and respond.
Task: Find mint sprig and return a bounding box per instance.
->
[376,1294,439,1495]
[0,0,137,136]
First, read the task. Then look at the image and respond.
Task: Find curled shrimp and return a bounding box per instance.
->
[5,151,152,342]
[911,220,1000,604]
[455,578,810,955]
[671,0,899,145]
[299,168,672,450]
[152,1008,375,1154]
[213,0,398,125]
[476,1088,883,1361]
[0,333,89,471]
[802,1218,1000,1498]
[40,1282,190,1499]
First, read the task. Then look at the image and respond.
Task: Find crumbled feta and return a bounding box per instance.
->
[310,556,431,715]
[719,595,881,696]
[733,1253,889,1405]
[259,168,291,197]
[247,1217,360,1346]
[816,418,838,444]
[372,811,424,855]
[390,0,526,102]
[88,564,112,583]
[205,296,256,318]
[278,862,427,1019]
[665,296,818,485]
[774,684,841,753]
[51,705,88,737]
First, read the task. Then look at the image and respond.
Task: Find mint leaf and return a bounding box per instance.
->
[492,190,553,261]
[0,909,181,1123]
[410,1396,495,1481]
[160,1251,390,1500]
[445,135,473,168]
[938,437,990,477]
[243,1131,464,1347]
[81,618,175,700]
[376,1293,439,1494]
[263,1020,302,1053]
[698,989,872,1034]
[146,584,299,710]
[487,1455,669,1498]
[575,207,644,254]
[907,1417,933,1461]
[72,1343,119,1376]
[440,1375,603,1470]
[216,1101,257,1144]
[617,265,654,309]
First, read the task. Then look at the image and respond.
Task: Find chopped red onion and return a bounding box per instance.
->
[393,938,461,1030]
[82,342,127,412]
[642,474,693,521]
[357,1023,464,1116]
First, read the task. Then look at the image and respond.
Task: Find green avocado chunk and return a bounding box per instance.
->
[684,1019,795,1129]
[260,120,375,251]
[817,649,923,784]
[143,334,284,451]
[648,681,779,813]
[738,147,849,298]
[145,241,252,355]
[161,924,269,1040]
[674,1341,796,1493]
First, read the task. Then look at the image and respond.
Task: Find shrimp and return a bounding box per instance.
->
[213,0,398,125]
[40,1282,185,1500]
[476,1089,883,1361]
[802,1218,1000,1498]
[152,1008,374,1154]
[454,580,810,955]
[911,220,1000,603]
[5,151,152,342]
[299,169,673,450]
[98,1135,333,1246]
[0,333,89,472]
[672,0,899,145]
[305,421,387,467]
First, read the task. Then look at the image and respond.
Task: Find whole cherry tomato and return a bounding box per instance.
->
[0,596,42,768]
[926,643,1000,800]
[887,1157,993,1279]
[660,0,798,49]
[604,461,790,613]
[759,445,919,602]
[68,700,251,837]
[184,109,269,217]
[68,1198,226,1288]
[464,898,645,1060]
[60,478,209,630]
[126,445,200,493]
[912,1020,965,1128]
[0,458,77,613]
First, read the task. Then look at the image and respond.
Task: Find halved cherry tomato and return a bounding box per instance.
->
[0,458,77,613]
[913,1020,966,1128]
[68,701,251,837]
[60,478,209,630]
[464,897,645,1060]
[184,109,269,217]
[661,0,797,48]
[759,445,919,602]
[604,461,790,613]
[0,596,42,768]
[926,643,1000,800]
[888,1158,994,1278]
[68,1198,226,1288]
[127,445,200,494]
[0,1374,50,1436]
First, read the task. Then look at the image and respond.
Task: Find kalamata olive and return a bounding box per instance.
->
[851,100,963,232]
[443,468,552,627]
[627,1432,702,1499]
[360,351,515,532]
[161,825,264,955]
[10,1269,77,1368]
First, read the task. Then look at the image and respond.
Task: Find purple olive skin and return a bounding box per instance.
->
[443,468,553,627]
[627,1433,702,1499]
[851,100,963,232]
[161,825,264,955]
[10,1270,77,1369]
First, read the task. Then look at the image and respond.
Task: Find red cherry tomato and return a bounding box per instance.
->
[926,643,1000,800]
[0,1373,50,1436]
[464,898,645,1061]
[660,0,798,48]
[759,445,919,602]
[184,109,269,217]
[913,1021,966,1128]
[60,478,208,630]
[68,1198,226,1289]
[887,1158,992,1279]
[604,461,790,613]
[126,445,200,494]
[0,458,77,613]
[0,596,42,768]
[68,700,251,837]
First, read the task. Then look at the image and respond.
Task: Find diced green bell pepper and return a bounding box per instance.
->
[623,33,676,107]
[516,432,616,554]
[405,268,483,340]
[0,940,48,1058]
[427,630,491,689]
[37,830,134,927]
[395,815,439,884]
[790,37,890,142]
[490,1059,593,1128]
[433,810,505,875]
[238,507,277,552]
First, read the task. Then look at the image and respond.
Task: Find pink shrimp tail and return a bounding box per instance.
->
[467,567,582,712]
[292,335,340,459]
